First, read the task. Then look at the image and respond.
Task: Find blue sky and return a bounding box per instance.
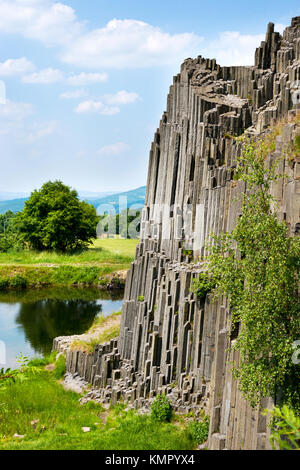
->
[0,0,299,194]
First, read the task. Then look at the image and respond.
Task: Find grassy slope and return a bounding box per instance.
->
[70,311,122,353]
[0,239,138,288]
[0,364,195,451]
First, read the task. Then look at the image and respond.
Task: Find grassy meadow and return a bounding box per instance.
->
[0,356,196,451]
[0,238,138,289]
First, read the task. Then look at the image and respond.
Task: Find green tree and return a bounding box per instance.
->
[0,210,23,252]
[0,210,15,233]
[17,181,99,252]
[98,208,141,239]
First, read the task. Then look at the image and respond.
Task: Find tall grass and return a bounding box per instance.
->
[0,364,195,450]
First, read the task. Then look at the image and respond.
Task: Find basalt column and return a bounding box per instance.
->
[54,17,300,450]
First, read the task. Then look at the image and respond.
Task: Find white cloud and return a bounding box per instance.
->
[75,100,120,116]
[61,19,204,68]
[0,99,35,138]
[0,0,84,47]
[59,89,87,100]
[75,90,139,115]
[0,2,204,68]
[201,31,265,66]
[103,90,139,105]
[0,1,287,71]
[0,57,35,76]
[0,99,56,144]
[66,72,108,86]
[22,67,64,84]
[0,99,34,121]
[22,69,108,87]
[97,142,130,156]
[26,120,57,143]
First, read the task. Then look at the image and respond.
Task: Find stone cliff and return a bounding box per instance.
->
[54,18,300,450]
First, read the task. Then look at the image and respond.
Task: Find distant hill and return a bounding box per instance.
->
[0,198,27,214]
[89,186,146,214]
[0,187,146,215]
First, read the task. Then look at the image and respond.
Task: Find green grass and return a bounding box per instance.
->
[0,239,139,289]
[70,312,122,353]
[0,363,196,450]
[92,238,139,259]
[0,238,138,266]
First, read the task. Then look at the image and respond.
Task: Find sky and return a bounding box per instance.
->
[0,0,299,194]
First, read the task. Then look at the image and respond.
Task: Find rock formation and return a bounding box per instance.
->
[54,18,300,450]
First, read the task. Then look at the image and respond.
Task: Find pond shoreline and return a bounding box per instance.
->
[0,267,127,292]
[0,286,124,369]
[0,239,136,292]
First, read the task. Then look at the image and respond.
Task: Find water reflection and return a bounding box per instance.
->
[15,299,101,355]
[0,287,123,368]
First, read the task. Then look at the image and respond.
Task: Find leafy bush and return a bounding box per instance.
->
[265,406,300,450]
[189,416,209,444]
[0,367,16,389]
[182,249,193,258]
[191,272,215,300]
[9,275,28,290]
[0,277,9,290]
[0,276,28,290]
[0,354,42,390]
[151,394,173,422]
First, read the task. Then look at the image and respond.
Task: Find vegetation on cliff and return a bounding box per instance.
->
[70,311,122,353]
[264,405,300,450]
[193,117,300,427]
[208,122,299,411]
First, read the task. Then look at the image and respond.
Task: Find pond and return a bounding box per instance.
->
[0,287,123,370]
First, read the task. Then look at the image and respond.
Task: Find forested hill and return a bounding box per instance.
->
[90,186,146,214]
[0,186,146,214]
[0,198,28,214]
